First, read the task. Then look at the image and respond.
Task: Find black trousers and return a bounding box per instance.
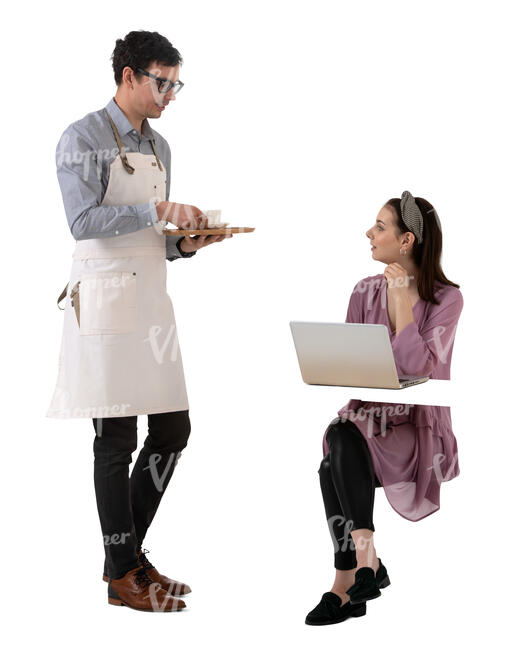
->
[319,418,381,570]
[92,410,191,580]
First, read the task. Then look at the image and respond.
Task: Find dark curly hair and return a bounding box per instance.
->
[385,196,460,304]
[111,30,183,85]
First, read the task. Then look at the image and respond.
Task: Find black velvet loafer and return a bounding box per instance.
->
[347,557,391,604]
[375,558,391,590]
[305,592,367,626]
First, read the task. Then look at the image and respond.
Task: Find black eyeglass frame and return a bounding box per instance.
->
[136,67,184,94]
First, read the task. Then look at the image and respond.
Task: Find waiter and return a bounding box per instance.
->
[47,30,231,612]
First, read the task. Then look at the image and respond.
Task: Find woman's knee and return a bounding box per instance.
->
[325,419,362,450]
[318,454,331,476]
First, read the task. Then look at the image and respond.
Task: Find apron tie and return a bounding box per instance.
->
[57,282,68,310]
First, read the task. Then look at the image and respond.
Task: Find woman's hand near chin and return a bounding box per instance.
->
[384,263,414,334]
[383,263,411,299]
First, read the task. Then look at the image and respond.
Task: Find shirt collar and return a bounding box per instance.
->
[104,97,154,141]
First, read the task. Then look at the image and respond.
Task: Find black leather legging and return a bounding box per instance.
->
[319,418,381,570]
[92,410,191,580]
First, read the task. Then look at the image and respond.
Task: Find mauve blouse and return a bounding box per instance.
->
[322,273,464,522]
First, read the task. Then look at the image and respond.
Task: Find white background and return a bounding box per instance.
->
[2,0,518,647]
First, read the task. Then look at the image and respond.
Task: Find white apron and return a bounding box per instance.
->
[47,110,189,419]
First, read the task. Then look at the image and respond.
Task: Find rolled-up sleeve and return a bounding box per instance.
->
[56,125,159,240]
[391,289,464,377]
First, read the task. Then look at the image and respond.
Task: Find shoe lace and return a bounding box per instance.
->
[139,548,155,571]
[134,565,154,588]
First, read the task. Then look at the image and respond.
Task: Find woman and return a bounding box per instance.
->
[305,191,463,625]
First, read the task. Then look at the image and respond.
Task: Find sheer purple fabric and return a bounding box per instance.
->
[322,274,464,522]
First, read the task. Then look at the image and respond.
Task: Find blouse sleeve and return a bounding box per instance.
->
[391,288,463,377]
[345,281,364,324]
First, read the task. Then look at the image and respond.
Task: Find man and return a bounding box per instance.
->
[47,30,231,612]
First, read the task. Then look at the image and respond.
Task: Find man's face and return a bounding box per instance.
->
[133,61,180,117]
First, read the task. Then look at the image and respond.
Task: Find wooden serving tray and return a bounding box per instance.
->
[163,226,255,236]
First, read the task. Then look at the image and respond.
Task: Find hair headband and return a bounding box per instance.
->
[400,190,423,244]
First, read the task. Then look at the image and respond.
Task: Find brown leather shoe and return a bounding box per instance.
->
[108,566,186,612]
[137,548,192,597]
[102,548,192,596]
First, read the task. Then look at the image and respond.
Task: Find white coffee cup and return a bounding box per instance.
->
[203,209,224,227]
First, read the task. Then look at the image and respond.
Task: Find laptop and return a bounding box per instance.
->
[289,321,430,389]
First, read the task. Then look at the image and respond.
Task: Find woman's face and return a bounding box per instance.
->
[366,206,405,264]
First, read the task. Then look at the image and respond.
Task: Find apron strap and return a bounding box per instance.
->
[104,108,164,173]
[57,282,68,310]
[105,108,135,174]
[150,139,163,171]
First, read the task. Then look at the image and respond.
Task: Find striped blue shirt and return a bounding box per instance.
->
[55,96,195,260]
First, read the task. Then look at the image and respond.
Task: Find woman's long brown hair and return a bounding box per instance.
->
[385,197,460,305]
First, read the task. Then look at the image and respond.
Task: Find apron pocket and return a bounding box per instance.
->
[78,271,137,335]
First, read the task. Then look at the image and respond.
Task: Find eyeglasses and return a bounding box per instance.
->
[136,68,184,94]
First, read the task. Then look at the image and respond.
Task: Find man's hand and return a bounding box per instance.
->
[180,232,233,253]
[156,202,208,229]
